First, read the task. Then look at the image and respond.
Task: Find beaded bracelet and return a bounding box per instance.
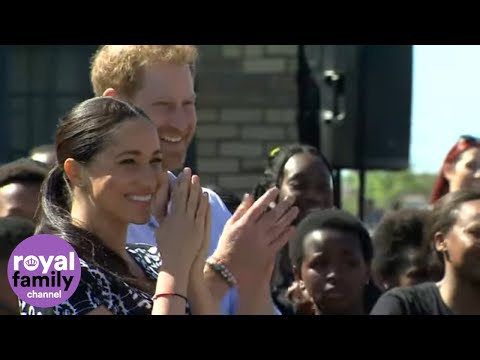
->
[206,257,238,288]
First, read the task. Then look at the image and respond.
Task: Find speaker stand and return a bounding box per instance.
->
[358,168,366,221]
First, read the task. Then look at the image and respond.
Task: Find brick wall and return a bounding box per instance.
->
[195,45,299,196]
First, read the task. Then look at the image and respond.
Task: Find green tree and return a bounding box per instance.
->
[341,170,436,215]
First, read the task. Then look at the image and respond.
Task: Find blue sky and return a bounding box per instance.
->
[411,45,480,174]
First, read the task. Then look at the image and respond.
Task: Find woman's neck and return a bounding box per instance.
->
[438,267,480,315]
[70,199,128,260]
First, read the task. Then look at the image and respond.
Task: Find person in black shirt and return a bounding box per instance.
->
[371,190,480,315]
[370,282,453,315]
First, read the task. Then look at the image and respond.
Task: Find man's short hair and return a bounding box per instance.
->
[0,158,49,188]
[90,45,199,99]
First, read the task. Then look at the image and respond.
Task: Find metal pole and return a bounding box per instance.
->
[358,168,366,221]
[333,168,342,209]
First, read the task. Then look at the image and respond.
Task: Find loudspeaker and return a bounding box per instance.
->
[303,45,413,170]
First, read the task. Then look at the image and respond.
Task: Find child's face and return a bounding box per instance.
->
[373,249,433,291]
[396,250,431,288]
[296,228,369,315]
[280,153,334,224]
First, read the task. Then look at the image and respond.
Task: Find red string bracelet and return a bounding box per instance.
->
[152,293,188,303]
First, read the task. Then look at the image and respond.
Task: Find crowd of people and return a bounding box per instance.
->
[1,45,480,315]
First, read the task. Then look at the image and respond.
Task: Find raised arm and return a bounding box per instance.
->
[207,188,298,315]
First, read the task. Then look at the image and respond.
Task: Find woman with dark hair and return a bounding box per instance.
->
[371,190,480,315]
[431,135,480,203]
[22,96,212,315]
[21,97,299,315]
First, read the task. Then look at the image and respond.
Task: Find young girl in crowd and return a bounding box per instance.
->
[372,208,441,290]
[254,144,334,222]
[21,97,298,315]
[288,208,374,315]
[253,144,382,315]
[253,144,335,314]
[371,190,480,315]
